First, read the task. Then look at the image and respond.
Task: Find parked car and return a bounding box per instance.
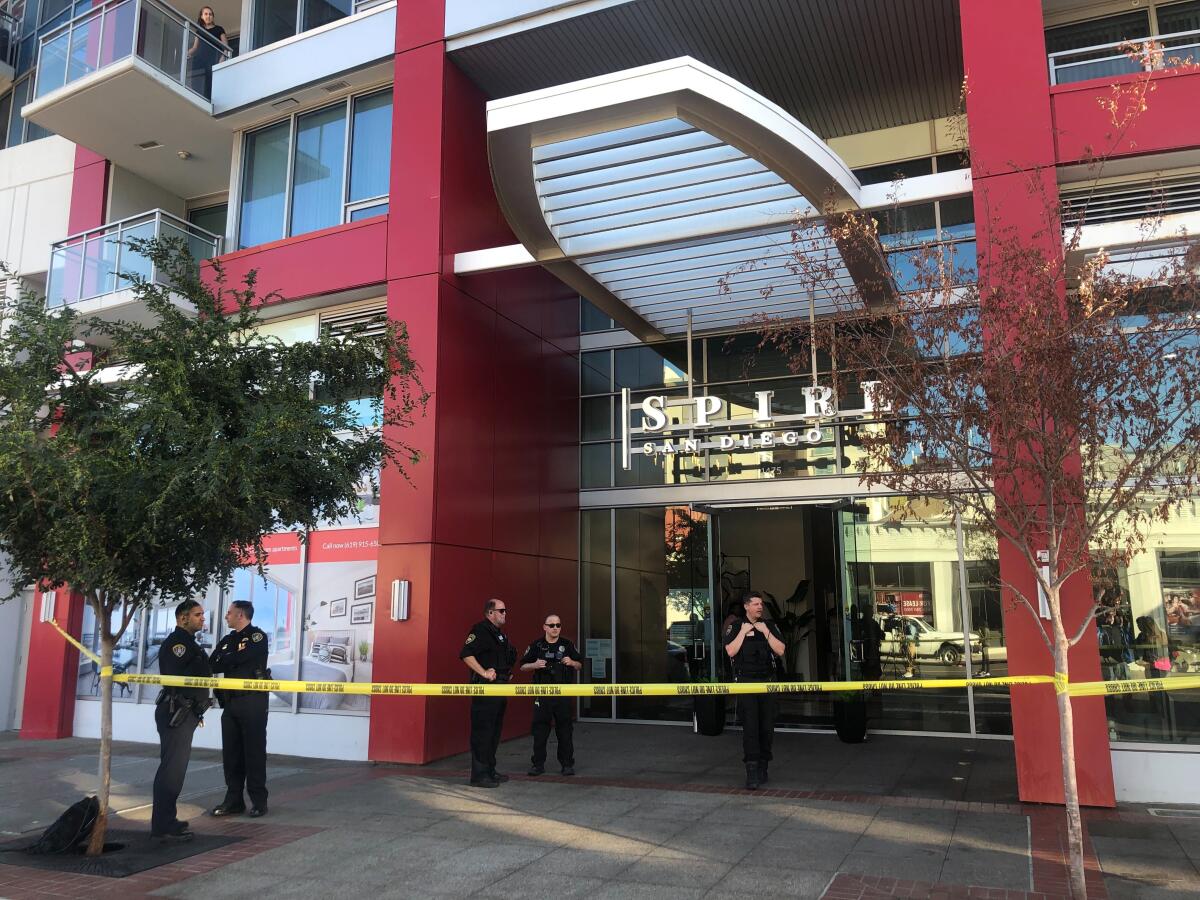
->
[880,615,980,667]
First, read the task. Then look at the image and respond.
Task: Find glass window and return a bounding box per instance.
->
[252,0,299,49]
[290,103,347,237]
[188,204,228,240]
[852,157,933,186]
[581,350,611,395]
[1158,0,1200,34]
[1045,11,1150,53]
[614,343,690,391]
[239,92,392,249]
[348,90,391,204]
[934,151,970,173]
[580,509,613,718]
[348,203,387,221]
[7,76,28,148]
[581,396,612,442]
[581,297,615,333]
[302,0,350,31]
[615,507,709,722]
[705,332,801,383]
[239,120,290,248]
[1092,502,1200,744]
[0,92,10,151]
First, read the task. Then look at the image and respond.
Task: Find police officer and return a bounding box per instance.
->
[724,590,786,790]
[208,600,270,818]
[459,598,516,788]
[151,599,213,842]
[519,614,582,776]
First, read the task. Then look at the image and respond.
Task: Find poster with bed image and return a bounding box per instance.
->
[296,528,380,714]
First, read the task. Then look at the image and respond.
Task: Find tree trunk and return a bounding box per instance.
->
[85,607,113,857]
[1051,589,1087,899]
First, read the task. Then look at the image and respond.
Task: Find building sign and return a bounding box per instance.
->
[619,382,887,470]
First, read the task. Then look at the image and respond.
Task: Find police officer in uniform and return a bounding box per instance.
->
[724,590,786,790]
[519,614,582,776]
[459,598,516,788]
[152,599,213,842]
[208,600,270,818]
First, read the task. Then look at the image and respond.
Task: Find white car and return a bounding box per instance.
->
[880,616,980,667]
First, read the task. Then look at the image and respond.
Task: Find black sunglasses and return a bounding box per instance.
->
[493,608,508,613]
[545,623,562,628]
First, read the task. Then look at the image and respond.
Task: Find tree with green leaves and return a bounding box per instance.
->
[0,239,424,854]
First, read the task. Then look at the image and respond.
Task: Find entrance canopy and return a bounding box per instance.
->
[460,57,971,341]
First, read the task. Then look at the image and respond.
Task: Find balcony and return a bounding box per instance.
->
[22,0,234,197]
[1048,28,1200,86]
[0,6,18,93]
[47,210,221,337]
[211,0,394,129]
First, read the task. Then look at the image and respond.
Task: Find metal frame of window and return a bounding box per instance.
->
[1046,0,1200,85]
[236,84,390,249]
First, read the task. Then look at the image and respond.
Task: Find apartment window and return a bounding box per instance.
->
[250,0,350,51]
[188,203,228,240]
[237,89,391,249]
[1046,2,1200,85]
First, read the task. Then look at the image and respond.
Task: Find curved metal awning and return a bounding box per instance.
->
[475,57,966,341]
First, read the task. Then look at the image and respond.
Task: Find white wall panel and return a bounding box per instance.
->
[0,136,75,277]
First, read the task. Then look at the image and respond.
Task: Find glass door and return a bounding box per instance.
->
[837,503,874,682]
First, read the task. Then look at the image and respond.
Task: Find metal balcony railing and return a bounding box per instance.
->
[47,210,222,310]
[1049,28,1200,86]
[33,0,231,102]
[0,6,19,70]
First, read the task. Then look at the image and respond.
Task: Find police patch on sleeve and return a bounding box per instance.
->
[252,632,264,642]
[172,644,186,657]
[465,633,475,644]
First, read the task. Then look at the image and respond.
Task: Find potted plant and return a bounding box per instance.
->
[358,640,370,662]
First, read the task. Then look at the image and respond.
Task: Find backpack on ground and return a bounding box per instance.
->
[27,796,100,854]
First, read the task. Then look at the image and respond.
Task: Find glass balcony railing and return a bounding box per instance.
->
[47,210,221,310]
[1049,28,1200,86]
[34,0,231,102]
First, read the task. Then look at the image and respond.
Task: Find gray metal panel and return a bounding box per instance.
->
[451,0,963,140]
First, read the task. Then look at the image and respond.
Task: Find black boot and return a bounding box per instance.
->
[757,761,769,785]
[745,763,760,790]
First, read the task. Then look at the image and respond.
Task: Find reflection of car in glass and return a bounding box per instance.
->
[666,640,691,681]
[881,616,980,666]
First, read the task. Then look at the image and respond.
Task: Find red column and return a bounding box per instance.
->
[20,591,85,740]
[961,0,1115,806]
[368,7,579,764]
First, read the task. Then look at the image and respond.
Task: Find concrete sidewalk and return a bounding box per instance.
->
[0,725,1196,899]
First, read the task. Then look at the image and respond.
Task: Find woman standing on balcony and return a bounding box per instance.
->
[188,6,229,99]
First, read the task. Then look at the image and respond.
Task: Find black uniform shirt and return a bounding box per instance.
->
[723,619,784,680]
[209,624,270,678]
[159,626,213,702]
[459,619,516,681]
[519,638,582,685]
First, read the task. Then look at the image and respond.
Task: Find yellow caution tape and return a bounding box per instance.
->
[50,619,101,663]
[114,672,1056,697]
[44,618,1200,699]
[1066,674,1200,697]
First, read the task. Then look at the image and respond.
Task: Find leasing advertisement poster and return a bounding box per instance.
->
[297,528,379,714]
